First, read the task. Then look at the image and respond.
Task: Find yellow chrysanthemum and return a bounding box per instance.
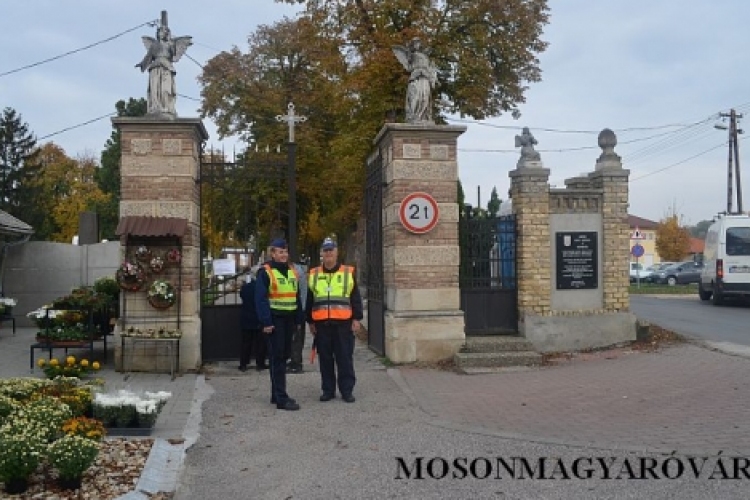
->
[37,358,46,367]
[80,359,89,367]
[66,355,76,365]
[49,358,59,366]
[92,361,100,370]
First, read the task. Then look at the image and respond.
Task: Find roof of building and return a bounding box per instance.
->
[628,214,659,230]
[115,216,187,238]
[0,209,33,236]
[689,237,705,254]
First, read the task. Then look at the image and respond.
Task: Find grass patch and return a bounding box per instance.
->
[629,283,698,295]
[378,356,395,367]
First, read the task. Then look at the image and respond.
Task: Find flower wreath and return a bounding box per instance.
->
[166,248,182,265]
[147,280,177,310]
[150,256,165,274]
[135,245,152,262]
[115,261,146,292]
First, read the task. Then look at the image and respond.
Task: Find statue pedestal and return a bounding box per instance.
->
[374,123,467,363]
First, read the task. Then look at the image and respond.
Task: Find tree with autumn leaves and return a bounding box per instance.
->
[199,1,549,252]
[655,214,691,262]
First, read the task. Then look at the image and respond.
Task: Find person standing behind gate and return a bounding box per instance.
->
[255,238,303,411]
[239,268,267,372]
[287,255,309,374]
[306,238,363,403]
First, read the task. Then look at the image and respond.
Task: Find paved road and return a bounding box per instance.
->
[631,294,750,346]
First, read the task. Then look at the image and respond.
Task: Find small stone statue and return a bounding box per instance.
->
[515,127,541,166]
[136,12,192,117]
[392,38,438,124]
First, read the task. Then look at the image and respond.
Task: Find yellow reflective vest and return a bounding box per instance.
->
[308,265,354,321]
[264,264,299,312]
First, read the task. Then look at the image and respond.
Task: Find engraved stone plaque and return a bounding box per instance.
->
[163,139,182,155]
[430,145,449,160]
[403,144,421,159]
[131,139,152,155]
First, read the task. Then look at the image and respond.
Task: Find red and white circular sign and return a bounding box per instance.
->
[399,192,440,234]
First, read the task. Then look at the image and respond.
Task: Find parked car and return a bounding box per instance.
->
[629,262,651,282]
[644,262,676,283]
[699,214,750,304]
[653,261,704,285]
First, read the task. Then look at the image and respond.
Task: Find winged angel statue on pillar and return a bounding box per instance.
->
[392,38,438,123]
[135,21,192,116]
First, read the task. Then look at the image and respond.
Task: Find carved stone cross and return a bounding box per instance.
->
[275,102,307,143]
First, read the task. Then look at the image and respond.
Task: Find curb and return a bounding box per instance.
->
[115,375,215,499]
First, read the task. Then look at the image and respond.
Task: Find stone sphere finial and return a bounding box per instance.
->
[596,128,622,167]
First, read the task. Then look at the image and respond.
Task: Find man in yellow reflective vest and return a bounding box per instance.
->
[305,237,363,403]
[255,238,304,411]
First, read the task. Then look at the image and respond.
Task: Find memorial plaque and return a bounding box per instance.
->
[556,232,598,290]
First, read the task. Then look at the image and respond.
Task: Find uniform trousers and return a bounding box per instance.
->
[266,314,297,404]
[314,320,356,397]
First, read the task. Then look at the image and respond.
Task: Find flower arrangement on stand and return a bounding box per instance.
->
[47,435,100,490]
[0,297,16,316]
[116,260,146,291]
[37,356,100,380]
[147,280,177,310]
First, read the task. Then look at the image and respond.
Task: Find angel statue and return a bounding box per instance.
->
[392,37,438,123]
[135,19,192,117]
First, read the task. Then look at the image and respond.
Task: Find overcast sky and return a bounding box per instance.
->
[2,0,749,225]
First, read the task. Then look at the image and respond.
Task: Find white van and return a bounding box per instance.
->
[699,214,750,304]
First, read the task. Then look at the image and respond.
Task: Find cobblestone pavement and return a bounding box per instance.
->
[397,343,750,456]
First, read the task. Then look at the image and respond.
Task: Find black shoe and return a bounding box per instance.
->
[342,394,355,403]
[256,364,268,371]
[238,365,248,372]
[319,393,334,402]
[277,400,300,411]
[288,365,303,374]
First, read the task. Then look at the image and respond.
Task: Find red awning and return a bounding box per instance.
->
[115,216,187,238]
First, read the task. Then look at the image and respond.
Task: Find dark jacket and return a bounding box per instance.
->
[255,260,304,328]
[305,262,364,324]
[239,279,261,330]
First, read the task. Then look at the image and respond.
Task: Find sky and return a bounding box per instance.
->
[2,0,750,226]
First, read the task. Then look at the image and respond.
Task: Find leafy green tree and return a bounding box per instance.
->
[97,98,147,239]
[0,107,38,222]
[689,219,713,239]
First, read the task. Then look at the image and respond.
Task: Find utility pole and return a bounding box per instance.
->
[717,109,744,214]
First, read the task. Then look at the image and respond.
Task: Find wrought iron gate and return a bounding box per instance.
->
[459,214,518,335]
[199,148,289,361]
[365,150,385,355]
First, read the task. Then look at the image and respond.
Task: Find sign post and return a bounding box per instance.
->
[630,224,646,288]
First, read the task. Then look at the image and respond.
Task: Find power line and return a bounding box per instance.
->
[185,53,205,70]
[630,141,729,182]
[446,117,705,134]
[37,112,116,141]
[0,20,158,79]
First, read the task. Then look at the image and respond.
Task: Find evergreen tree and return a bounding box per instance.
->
[0,108,38,221]
[487,186,501,218]
[97,98,147,239]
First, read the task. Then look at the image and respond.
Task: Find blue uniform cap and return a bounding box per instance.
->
[321,238,337,250]
[270,238,287,249]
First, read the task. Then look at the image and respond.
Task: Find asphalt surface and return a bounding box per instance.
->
[173,341,750,500]
[630,295,750,346]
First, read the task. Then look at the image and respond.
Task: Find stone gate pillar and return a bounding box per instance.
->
[112,117,208,372]
[375,123,466,363]
[509,163,552,323]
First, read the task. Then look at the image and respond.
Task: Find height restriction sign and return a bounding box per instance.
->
[399,192,440,234]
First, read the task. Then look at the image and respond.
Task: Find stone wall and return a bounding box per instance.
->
[511,129,635,352]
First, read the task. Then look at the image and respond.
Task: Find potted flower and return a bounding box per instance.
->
[135,245,152,262]
[135,399,158,428]
[147,280,177,310]
[38,356,101,380]
[62,416,106,441]
[0,427,46,495]
[47,435,100,490]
